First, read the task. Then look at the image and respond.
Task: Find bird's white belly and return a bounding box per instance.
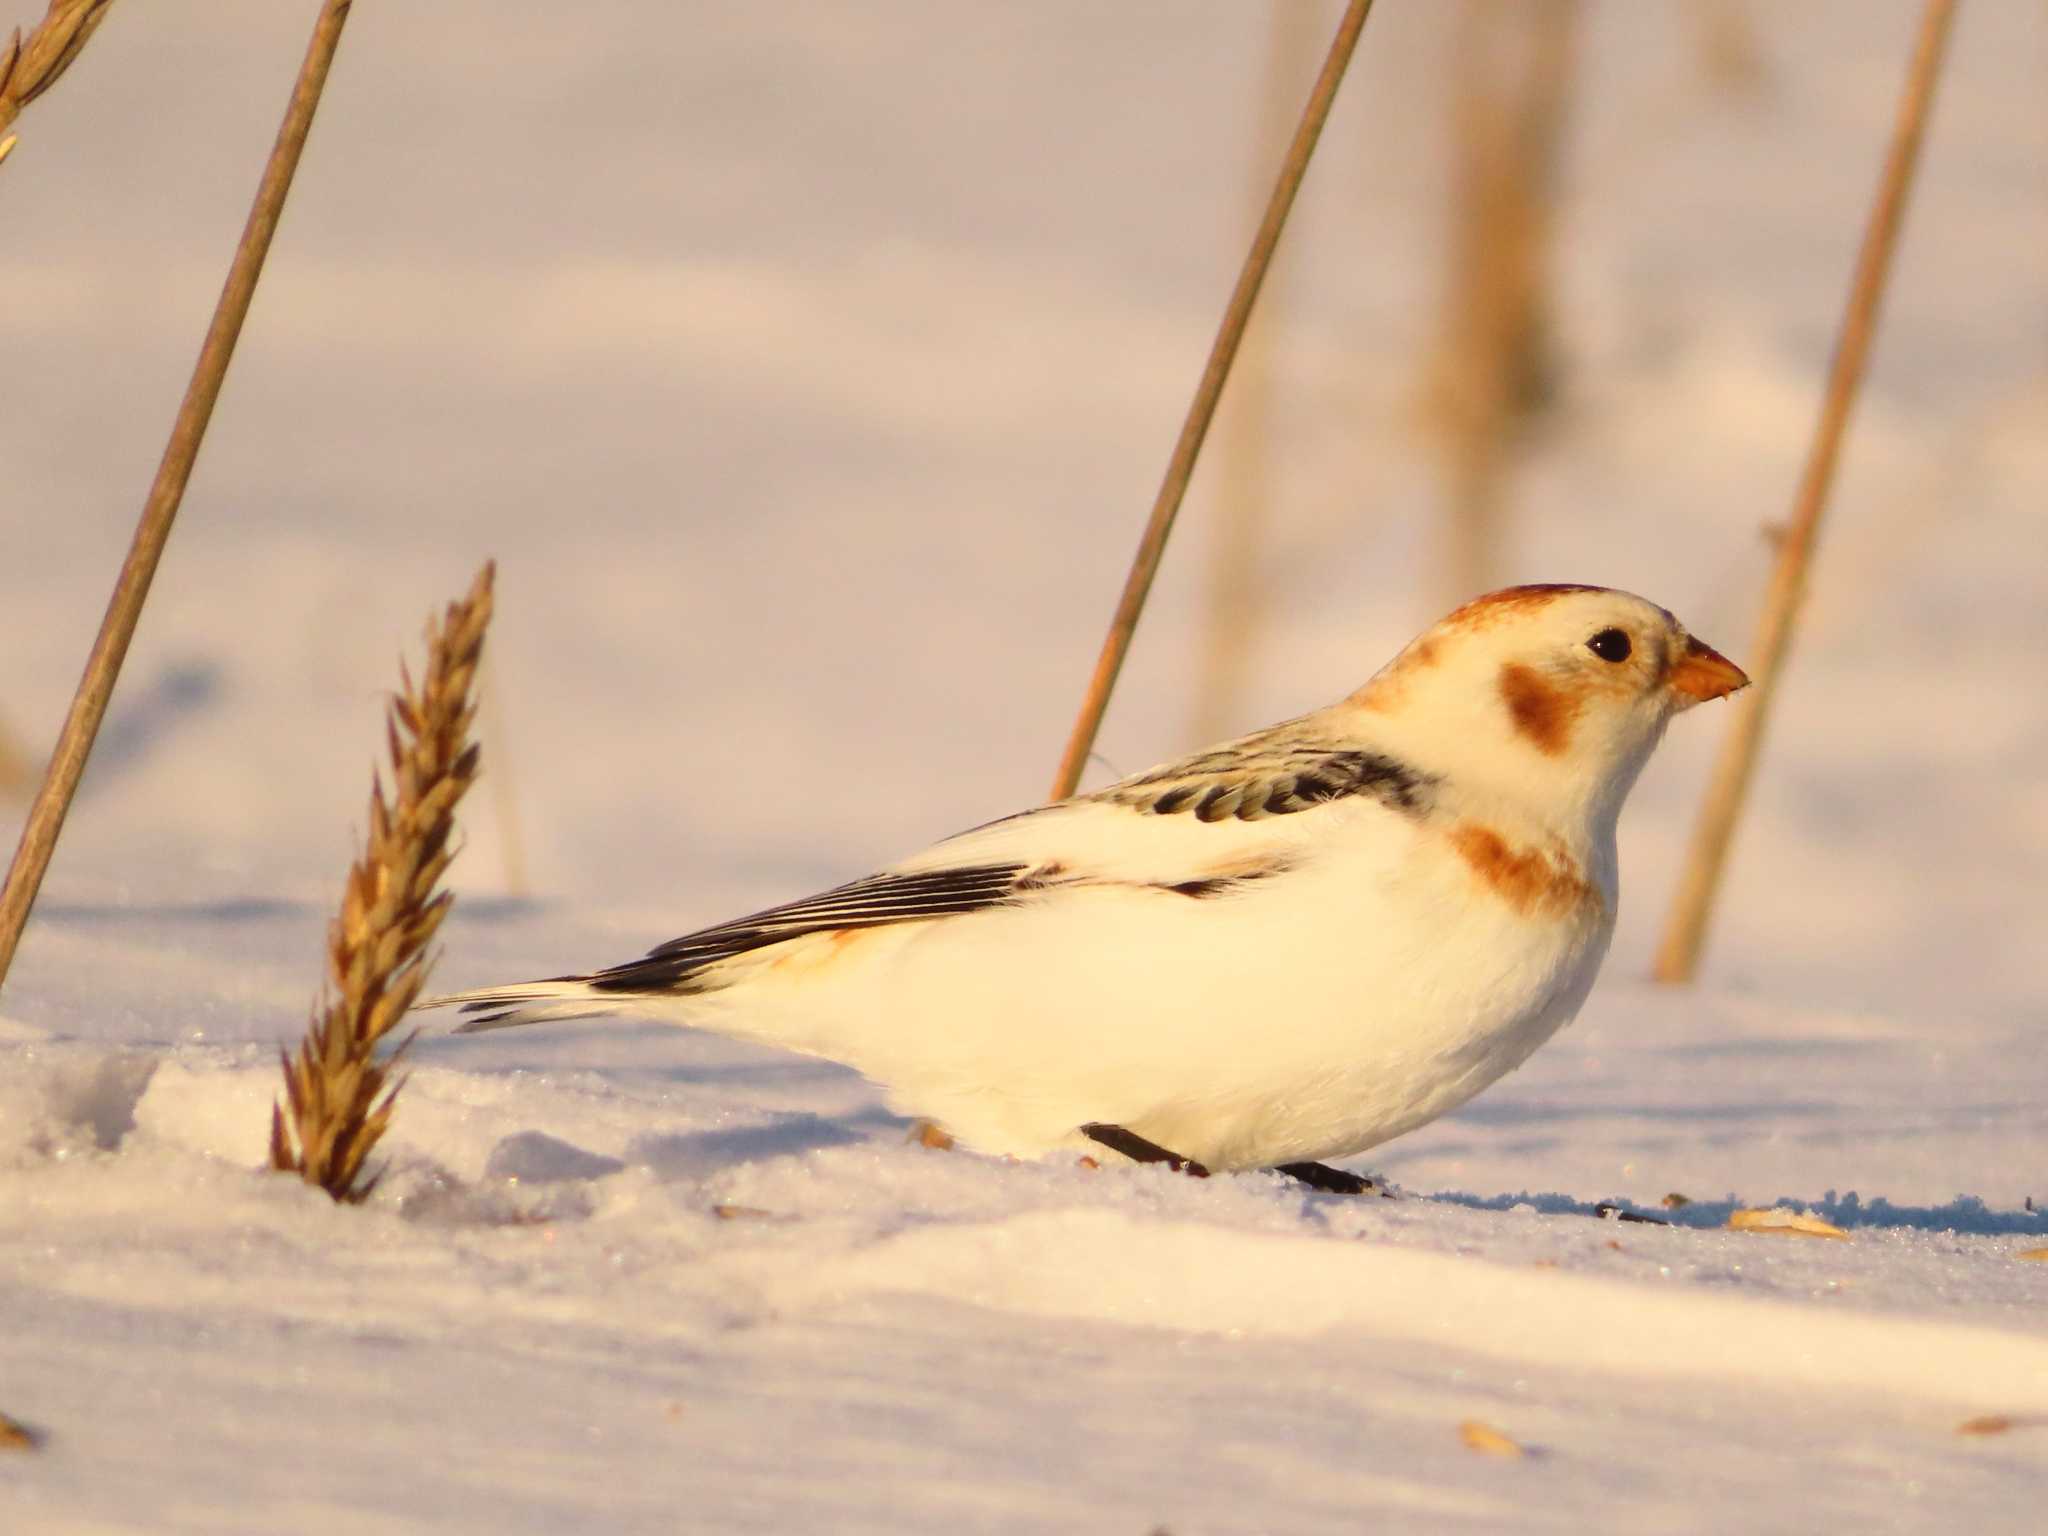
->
[766,840,1612,1172]
[1122,887,1606,1170]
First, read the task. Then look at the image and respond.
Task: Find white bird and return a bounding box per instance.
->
[431,584,1747,1191]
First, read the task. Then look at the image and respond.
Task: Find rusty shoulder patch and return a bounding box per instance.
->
[1497,662,1578,756]
[1448,823,1598,920]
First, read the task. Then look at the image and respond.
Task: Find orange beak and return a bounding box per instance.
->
[1667,635,1750,709]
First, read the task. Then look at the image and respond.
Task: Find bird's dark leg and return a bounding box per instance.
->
[1275,1161,1390,1197]
[1080,1123,1210,1179]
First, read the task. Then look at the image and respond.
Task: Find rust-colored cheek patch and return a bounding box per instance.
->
[1498,662,1577,756]
[1449,824,1597,920]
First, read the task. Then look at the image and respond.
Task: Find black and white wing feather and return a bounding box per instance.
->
[432,712,1437,1033]
[443,861,1039,1030]
[584,863,1034,994]
[1088,719,1436,823]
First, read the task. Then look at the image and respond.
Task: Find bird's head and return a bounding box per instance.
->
[1350,584,1748,826]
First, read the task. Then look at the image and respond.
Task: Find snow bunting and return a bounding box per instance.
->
[432,585,1746,1190]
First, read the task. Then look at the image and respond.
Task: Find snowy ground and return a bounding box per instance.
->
[3,3,2045,1531]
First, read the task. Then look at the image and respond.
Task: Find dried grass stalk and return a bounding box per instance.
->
[0,0,357,999]
[1420,0,1578,607]
[477,653,530,896]
[1047,0,1377,802]
[270,563,494,1203]
[1189,8,1319,748]
[1651,0,1956,984]
[1688,0,1767,96]
[0,711,32,794]
[1727,1207,1848,1240]
[0,0,116,152]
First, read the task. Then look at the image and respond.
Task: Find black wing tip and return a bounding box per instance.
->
[611,862,1034,991]
[451,1007,519,1034]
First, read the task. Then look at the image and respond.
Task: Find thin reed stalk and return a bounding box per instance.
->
[1652,0,1956,984]
[1191,8,1321,746]
[0,0,355,998]
[0,0,116,165]
[1422,0,1578,608]
[1048,0,1376,802]
[0,714,31,795]
[1689,0,1767,96]
[271,564,494,1203]
[478,653,530,897]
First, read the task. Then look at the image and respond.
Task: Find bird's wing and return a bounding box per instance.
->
[575,861,1039,996]
[890,718,1438,882]
[1086,718,1436,824]
[438,860,1050,1029]
[441,721,1437,1027]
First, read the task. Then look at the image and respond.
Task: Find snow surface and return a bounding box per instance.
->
[2,2,2045,1531]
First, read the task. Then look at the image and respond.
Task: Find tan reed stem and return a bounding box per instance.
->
[478,653,531,897]
[0,713,31,795]
[1423,0,1578,608]
[0,0,116,160]
[0,0,355,997]
[1652,0,1956,984]
[1688,0,1767,96]
[271,563,494,1203]
[1191,7,1320,747]
[1048,0,1376,801]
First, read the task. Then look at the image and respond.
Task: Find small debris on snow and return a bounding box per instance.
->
[1729,1209,1849,1240]
[0,1411,41,1451]
[1956,1416,2015,1437]
[1459,1419,1526,1458]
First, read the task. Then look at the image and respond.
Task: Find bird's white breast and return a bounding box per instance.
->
[721,797,1614,1172]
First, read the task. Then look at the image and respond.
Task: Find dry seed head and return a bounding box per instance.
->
[0,1,115,135]
[270,562,495,1203]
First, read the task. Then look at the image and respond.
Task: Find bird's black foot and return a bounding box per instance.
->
[1080,1123,1210,1179]
[1275,1161,1391,1197]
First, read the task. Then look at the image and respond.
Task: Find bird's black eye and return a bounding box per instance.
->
[1586,628,1632,663]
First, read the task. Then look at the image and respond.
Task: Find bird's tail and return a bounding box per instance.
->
[415,978,622,1034]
